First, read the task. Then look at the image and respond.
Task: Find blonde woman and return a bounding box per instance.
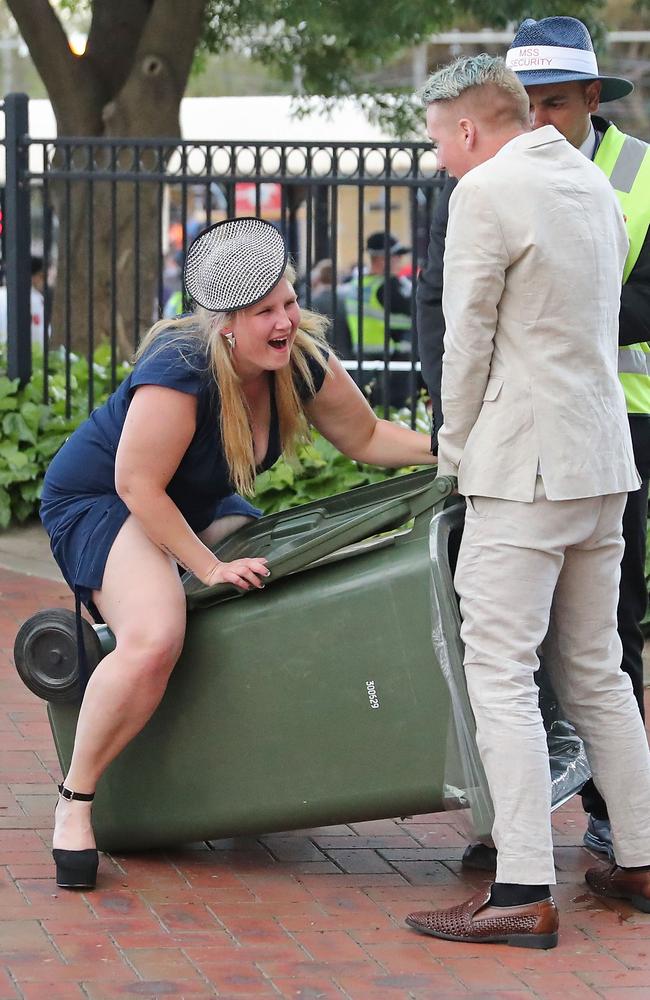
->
[40,218,436,890]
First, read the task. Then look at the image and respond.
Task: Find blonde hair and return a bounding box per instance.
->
[420,54,529,127]
[137,264,330,496]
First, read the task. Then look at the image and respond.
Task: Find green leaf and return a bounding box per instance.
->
[3,412,37,446]
[0,443,29,470]
[0,377,19,400]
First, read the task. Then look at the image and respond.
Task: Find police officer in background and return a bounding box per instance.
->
[342,232,413,406]
[417,16,650,863]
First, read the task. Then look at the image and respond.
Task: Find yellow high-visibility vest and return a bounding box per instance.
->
[341,274,411,353]
[595,122,650,414]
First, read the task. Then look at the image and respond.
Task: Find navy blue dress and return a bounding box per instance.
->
[40,333,326,611]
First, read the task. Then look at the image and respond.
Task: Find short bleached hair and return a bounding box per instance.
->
[420,53,528,122]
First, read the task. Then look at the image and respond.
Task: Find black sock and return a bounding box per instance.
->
[619,864,650,872]
[489,883,551,906]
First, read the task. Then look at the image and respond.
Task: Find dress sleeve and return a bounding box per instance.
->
[293,346,330,400]
[130,335,208,396]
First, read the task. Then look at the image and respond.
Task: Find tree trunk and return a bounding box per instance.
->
[49,71,183,357]
[7,0,208,357]
[50,160,168,359]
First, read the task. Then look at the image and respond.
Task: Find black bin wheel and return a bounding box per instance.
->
[13,609,103,703]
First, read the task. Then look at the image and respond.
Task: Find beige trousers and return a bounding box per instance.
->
[456,479,650,885]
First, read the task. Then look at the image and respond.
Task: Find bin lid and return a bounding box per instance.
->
[183,469,455,609]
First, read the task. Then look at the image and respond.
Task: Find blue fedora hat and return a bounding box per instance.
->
[505,16,633,102]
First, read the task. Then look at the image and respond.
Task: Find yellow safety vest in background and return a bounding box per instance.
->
[342,274,411,353]
[595,123,650,415]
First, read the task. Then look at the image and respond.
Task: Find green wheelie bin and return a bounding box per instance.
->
[14,469,589,851]
[15,470,464,851]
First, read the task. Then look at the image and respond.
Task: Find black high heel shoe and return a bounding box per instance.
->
[52,783,99,889]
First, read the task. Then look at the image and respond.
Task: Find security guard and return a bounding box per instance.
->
[417,16,650,862]
[342,232,413,406]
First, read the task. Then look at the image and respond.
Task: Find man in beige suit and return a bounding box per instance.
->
[406,54,650,949]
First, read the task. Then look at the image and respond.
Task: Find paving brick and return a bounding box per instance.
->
[259,837,328,863]
[596,992,650,1000]
[495,948,629,973]
[148,903,225,934]
[109,929,222,950]
[443,955,536,991]
[47,929,125,963]
[0,918,58,959]
[270,975,346,998]
[18,985,85,999]
[364,940,446,975]
[514,971,602,998]
[332,970,468,997]
[581,970,650,990]
[378,847,465,861]
[294,930,376,966]
[320,850,395,875]
[598,940,650,969]
[81,981,215,999]
[387,859,460,885]
[405,823,469,848]
[313,836,419,851]
[123,947,207,981]
[190,961,278,995]
[6,958,135,984]
[301,873,410,888]
[347,820,405,836]
[0,969,18,1000]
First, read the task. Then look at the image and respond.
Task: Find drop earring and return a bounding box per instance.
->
[224,331,236,349]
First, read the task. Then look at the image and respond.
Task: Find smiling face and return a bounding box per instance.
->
[525,80,601,148]
[229,276,301,379]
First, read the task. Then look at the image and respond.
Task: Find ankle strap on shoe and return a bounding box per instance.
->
[58,783,95,802]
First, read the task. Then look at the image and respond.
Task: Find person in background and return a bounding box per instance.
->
[0,254,49,349]
[416,16,650,864]
[341,232,414,407]
[308,258,352,357]
[162,250,186,319]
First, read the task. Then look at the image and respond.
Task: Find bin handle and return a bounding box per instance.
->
[408,474,458,541]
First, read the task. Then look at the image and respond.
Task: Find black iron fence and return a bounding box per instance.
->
[1,92,444,418]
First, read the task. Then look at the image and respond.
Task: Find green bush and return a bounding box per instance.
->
[0,345,430,528]
[0,344,132,529]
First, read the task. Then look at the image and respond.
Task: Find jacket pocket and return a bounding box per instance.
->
[483,377,504,402]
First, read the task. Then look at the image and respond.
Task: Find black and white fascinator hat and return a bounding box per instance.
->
[183,217,288,312]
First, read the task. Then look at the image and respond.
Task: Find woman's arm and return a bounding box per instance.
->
[115,385,268,589]
[305,356,436,468]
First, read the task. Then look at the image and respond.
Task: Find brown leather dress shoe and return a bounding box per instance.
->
[406,888,559,949]
[585,863,650,912]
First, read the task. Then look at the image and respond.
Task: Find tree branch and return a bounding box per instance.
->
[101,0,208,136]
[6,0,99,130]
[85,0,153,105]
[137,0,209,99]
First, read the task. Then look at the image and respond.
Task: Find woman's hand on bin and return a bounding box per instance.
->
[201,556,270,590]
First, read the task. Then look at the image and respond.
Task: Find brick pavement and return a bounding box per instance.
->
[1,565,650,999]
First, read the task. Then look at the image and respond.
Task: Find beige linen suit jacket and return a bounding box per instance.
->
[436,125,640,502]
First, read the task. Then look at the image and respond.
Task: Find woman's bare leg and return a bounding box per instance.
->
[53,516,186,851]
[198,514,255,550]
